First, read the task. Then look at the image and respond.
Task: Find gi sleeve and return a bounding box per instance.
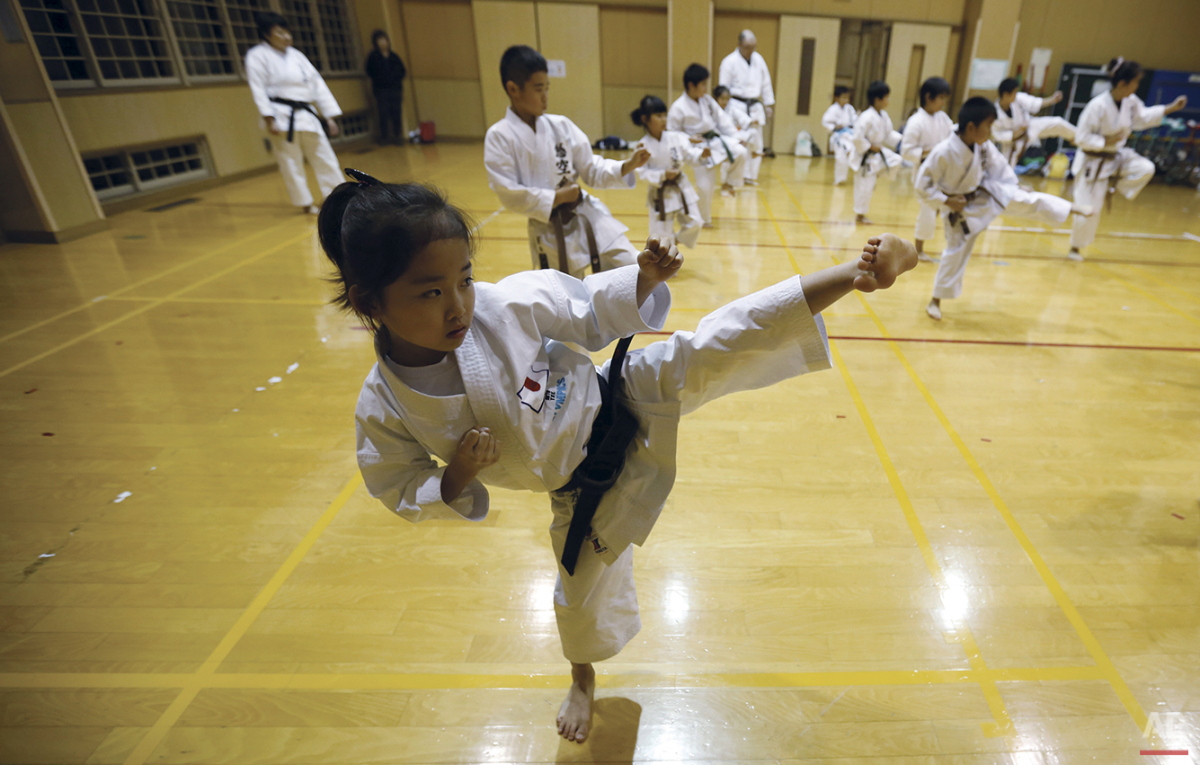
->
[569,120,635,190]
[356,381,490,523]
[666,103,685,133]
[759,57,775,107]
[1016,92,1045,114]
[496,266,671,350]
[713,99,741,138]
[984,142,1019,187]
[1074,100,1107,152]
[635,157,665,187]
[244,49,276,120]
[718,55,735,93]
[851,112,872,155]
[301,52,342,119]
[821,104,839,132]
[899,116,925,164]
[484,126,556,224]
[991,113,1014,145]
[914,151,950,210]
[1130,96,1166,132]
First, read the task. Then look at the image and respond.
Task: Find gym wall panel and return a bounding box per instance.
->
[401,1,480,80]
[604,85,670,141]
[600,6,668,139]
[410,79,488,138]
[774,14,839,154]
[719,0,967,24]
[472,1,538,130]
[537,2,605,140]
[670,0,713,102]
[884,22,950,126]
[5,101,100,231]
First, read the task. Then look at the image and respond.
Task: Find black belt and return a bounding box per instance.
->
[560,336,638,576]
[269,96,330,142]
[701,130,734,166]
[731,95,762,107]
[542,193,601,275]
[654,177,689,221]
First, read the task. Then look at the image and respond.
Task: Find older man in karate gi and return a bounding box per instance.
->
[718,30,774,185]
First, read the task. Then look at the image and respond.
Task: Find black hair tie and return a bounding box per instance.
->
[345,168,381,186]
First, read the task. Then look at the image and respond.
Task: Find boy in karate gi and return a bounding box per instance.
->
[484,46,651,278]
[245,12,343,214]
[918,98,1094,320]
[900,77,955,261]
[850,80,902,225]
[713,86,762,185]
[667,64,748,228]
[821,86,857,185]
[992,78,1076,167]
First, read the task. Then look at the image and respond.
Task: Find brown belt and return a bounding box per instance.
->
[947,191,979,235]
[543,194,601,275]
[1080,151,1118,212]
[654,177,689,222]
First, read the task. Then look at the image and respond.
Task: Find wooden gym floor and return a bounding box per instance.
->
[1,143,1197,764]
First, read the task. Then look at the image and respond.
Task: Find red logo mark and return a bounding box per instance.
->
[523,378,541,393]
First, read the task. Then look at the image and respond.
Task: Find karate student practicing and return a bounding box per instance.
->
[900,77,955,261]
[322,171,918,744]
[713,86,761,185]
[667,64,749,227]
[484,46,651,278]
[917,98,1094,320]
[1068,58,1187,260]
[850,80,903,225]
[245,12,343,214]
[717,29,774,185]
[631,95,710,249]
[992,78,1076,167]
[821,86,857,185]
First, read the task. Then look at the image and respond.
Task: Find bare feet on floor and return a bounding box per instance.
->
[1067,247,1084,262]
[926,298,942,320]
[855,214,872,225]
[557,662,594,744]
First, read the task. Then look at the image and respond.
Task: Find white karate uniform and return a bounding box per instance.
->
[821,103,857,185]
[718,50,774,182]
[917,134,1071,300]
[355,266,831,664]
[992,92,1077,166]
[667,94,747,225]
[1069,91,1165,251]
[634,130,706,249]
[901,108,956,240]
[721,102,762,187]
[484,108,639,279]
[849,107,902,216]
[244,42,343,208]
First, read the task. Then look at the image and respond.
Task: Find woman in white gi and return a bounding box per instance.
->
[321,173,917,744]
[900,77,955,262]
[850,81,903,225]
[484,46,651,279]
[918,98,1093,320]
[993,78,1076,168]
[717,30,774,185]
[1068,58,1187,261]
[821,86,857,185]
[631,95,709,249]
[667,64,748,228]
[245,12,343,214]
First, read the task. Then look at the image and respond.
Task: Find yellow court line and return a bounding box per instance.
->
[0,228,313,380]
[0,665,1106,691]
[120,472,362,765]
[1121,263,1200,305]
[1092,262,1200,326]
[760,181,1014,736]
[0,219,297,346]
[770,174,1160,742]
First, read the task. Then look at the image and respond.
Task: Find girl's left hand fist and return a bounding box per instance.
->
[638,237,684,283]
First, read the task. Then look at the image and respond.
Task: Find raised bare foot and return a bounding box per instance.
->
[557,663,594,744]
[853,233,918,291]
[1071,203,1095,217]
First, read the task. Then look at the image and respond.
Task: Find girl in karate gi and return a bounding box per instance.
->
[821,86,857,185]
[1068,58,1187,261]
[850,81,903,225]
[900,77,955,262]
[245,12,343,215]
[713,86,763,184]
[918,98,1094,320]
[631,95,710,249]
[484,46,652,278]
[992,78,1076,168]
[320,171,918,744]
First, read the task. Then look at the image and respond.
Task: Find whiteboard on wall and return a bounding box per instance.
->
[970,59,1010,90]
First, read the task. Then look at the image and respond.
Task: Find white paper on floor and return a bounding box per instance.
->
[268,376,282,384]
[287,363,299,374]
[113,491,132,503]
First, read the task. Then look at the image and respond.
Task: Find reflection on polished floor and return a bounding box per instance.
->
[1,143,1197,764]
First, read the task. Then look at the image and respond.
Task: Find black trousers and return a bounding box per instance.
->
[375,88,403,140]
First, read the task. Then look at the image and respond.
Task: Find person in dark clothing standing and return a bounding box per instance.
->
[366,30,407,144]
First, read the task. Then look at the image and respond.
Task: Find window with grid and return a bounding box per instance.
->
[19,0,92,83]
[129,141,208,190]
[74,0,175,82]
[222,0,269,60]
[313,0,351,73]
[332,111,368,143]
[83,152,135,199]
[278,0,319,70]
[164,0,235,77]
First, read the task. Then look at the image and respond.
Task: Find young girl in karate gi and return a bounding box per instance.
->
[484,46,652,278]
[917,98,1094,320]
[1068,58,1187,261]
[850,80,903,225]
[631,95,710,249]
[992,78,1076,168]
[900,77,955,262]
[320,172,918,744]
[713,86,763,184]
[821,86,857,185]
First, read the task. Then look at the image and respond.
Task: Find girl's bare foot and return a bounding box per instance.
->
[926,298,942,320]
[1067,246,1084,262]
[856,214,873,225]
[557,662,594,744]
[915,239,937,263]
[721,184,736,197]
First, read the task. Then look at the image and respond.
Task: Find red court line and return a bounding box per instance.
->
[1140,751,1189,756]
[635,331,1200,353]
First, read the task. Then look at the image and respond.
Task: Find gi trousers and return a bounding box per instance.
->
[269,130,343,208]
[1070,150,1155,250]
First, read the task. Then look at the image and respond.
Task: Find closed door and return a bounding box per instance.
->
[774,15,840,154]
[884,23,951,128]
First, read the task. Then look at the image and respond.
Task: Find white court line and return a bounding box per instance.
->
[1184,232,1200,243]
[992,225,1188,241]
[471,208,503,234]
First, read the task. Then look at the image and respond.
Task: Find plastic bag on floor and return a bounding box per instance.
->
[795,130,814,157]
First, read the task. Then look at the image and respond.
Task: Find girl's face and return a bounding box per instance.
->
[836,93,850,106]
[716,93,731,109]
[644,111,667,137]
[926,93,949,113]
[373,238,475,366]
[873,94,890,110]
[267,25,292,52]
[1112,73,1142,100]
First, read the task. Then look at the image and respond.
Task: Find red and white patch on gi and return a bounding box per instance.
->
[517,366,550,412]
